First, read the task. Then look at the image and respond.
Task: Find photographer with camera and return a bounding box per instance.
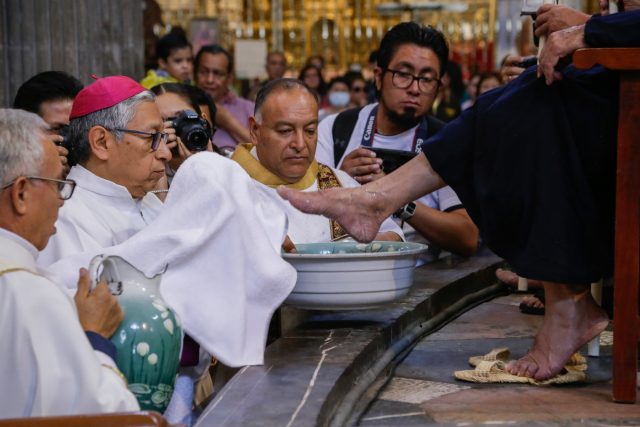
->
[151,84,215,166]
[149,83,216,201]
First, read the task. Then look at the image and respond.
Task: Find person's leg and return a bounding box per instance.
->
[506,281,609,380]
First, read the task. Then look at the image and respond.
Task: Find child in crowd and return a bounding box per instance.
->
[141,32,193,89]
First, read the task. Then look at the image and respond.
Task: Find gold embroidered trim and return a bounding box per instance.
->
[317,164,349,241]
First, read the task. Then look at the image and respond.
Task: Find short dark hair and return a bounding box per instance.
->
[476,71,503,96]
[156,32,192,61]
[185,85,217,126]
[368,50,379,64]
[327,76,349,91]
[343,70,365,89]
[254,78,318,119]
[194,44,233,74]
[13,71,83,115]
[150,83,203,117]
[377,22,448,77]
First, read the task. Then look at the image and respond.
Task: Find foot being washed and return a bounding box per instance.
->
[277,186,391,242]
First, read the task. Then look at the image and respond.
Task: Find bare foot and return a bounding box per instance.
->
[495,268,544,289]
[495,268,519,286]
[520,295,545,313]
[277,186,391,242]
[507,282,609,380]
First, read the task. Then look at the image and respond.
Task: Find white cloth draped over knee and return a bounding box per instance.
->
[45,153,297,367]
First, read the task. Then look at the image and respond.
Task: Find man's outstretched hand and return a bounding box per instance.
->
[277,186,389,243]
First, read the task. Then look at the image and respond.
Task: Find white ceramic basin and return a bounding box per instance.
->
[283,241,428,310]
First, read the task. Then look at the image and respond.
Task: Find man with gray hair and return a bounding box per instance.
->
[38,76,171,266]
[0,109,138,417]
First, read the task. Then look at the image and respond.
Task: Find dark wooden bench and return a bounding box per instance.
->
[573,47,640,403]
[0,411,170,427]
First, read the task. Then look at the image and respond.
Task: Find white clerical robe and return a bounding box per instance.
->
[45,153,297,367]
[38,165,164,267]
[0,229,139,418]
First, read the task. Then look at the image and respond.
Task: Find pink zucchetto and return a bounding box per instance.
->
[69,75,146,120]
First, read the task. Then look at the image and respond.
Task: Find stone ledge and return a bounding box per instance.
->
[196,251,506,427]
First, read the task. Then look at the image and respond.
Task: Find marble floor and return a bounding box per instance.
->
[359,293,640,426]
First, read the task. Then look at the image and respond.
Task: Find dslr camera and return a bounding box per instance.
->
[171,110,211,152]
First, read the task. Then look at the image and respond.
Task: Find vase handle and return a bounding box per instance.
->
[88,254,124,295]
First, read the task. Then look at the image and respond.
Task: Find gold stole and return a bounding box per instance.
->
[317,164,348,241]
[232,144,348,240]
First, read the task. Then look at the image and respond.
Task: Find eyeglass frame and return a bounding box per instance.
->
[1,176,76,200]
[108,127,168,151]
[384,68,441,94]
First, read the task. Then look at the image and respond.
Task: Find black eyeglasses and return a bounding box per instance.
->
[385,69,440,94]
[109,128,168,151]
[1,176,76,200]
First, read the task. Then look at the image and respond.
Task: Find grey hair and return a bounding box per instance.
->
[254,78,318,122]
[0,109,47,185]
[68,90,155,165]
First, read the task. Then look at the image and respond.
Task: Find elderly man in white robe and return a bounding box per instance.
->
[38,76,171,266]
[0,109,139,418]
[231,78,403,245]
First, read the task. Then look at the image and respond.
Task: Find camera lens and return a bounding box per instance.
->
[183,128,209,152]
[172,110,211,152]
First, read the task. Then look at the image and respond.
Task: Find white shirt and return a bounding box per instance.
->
[316,103,463,213]
[38,165,164,267]
[250,148,403,243]
[0,229,138,418]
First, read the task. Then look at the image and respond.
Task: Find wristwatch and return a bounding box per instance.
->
[394,202,416,221]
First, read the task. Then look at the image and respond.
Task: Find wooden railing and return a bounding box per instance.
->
[573,47,640,403]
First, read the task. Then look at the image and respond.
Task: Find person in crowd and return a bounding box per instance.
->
[432,62,462,123]
[140,32,193,89]
[476,71,503,96]
[318,76,352,121]
[38,76,170,266]
[13,70,84,171]
[279,6,640,381]
[194,44,253,150]
[151,82,216,177]
[0,108,138,417]
[460,73,481,110]
[248,51,288,101]
[365,50,379,104]
[298,64,327,102]
[232,78,402,244]
[305,54,326,72]
[314,23,478,260]
[344,71,368,108]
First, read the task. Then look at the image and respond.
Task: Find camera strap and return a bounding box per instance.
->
[359,105,429,153]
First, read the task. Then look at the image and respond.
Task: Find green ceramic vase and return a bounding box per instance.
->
[89,255,182,412]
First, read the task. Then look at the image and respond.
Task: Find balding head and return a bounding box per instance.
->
[254,78,318,123]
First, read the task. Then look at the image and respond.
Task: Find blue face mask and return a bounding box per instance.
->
[328,91,350,108]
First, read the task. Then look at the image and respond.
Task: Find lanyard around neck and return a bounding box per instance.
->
[360,105,429,153]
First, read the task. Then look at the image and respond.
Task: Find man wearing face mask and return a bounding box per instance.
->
[315,23,478,261]
[318,77,352,122]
